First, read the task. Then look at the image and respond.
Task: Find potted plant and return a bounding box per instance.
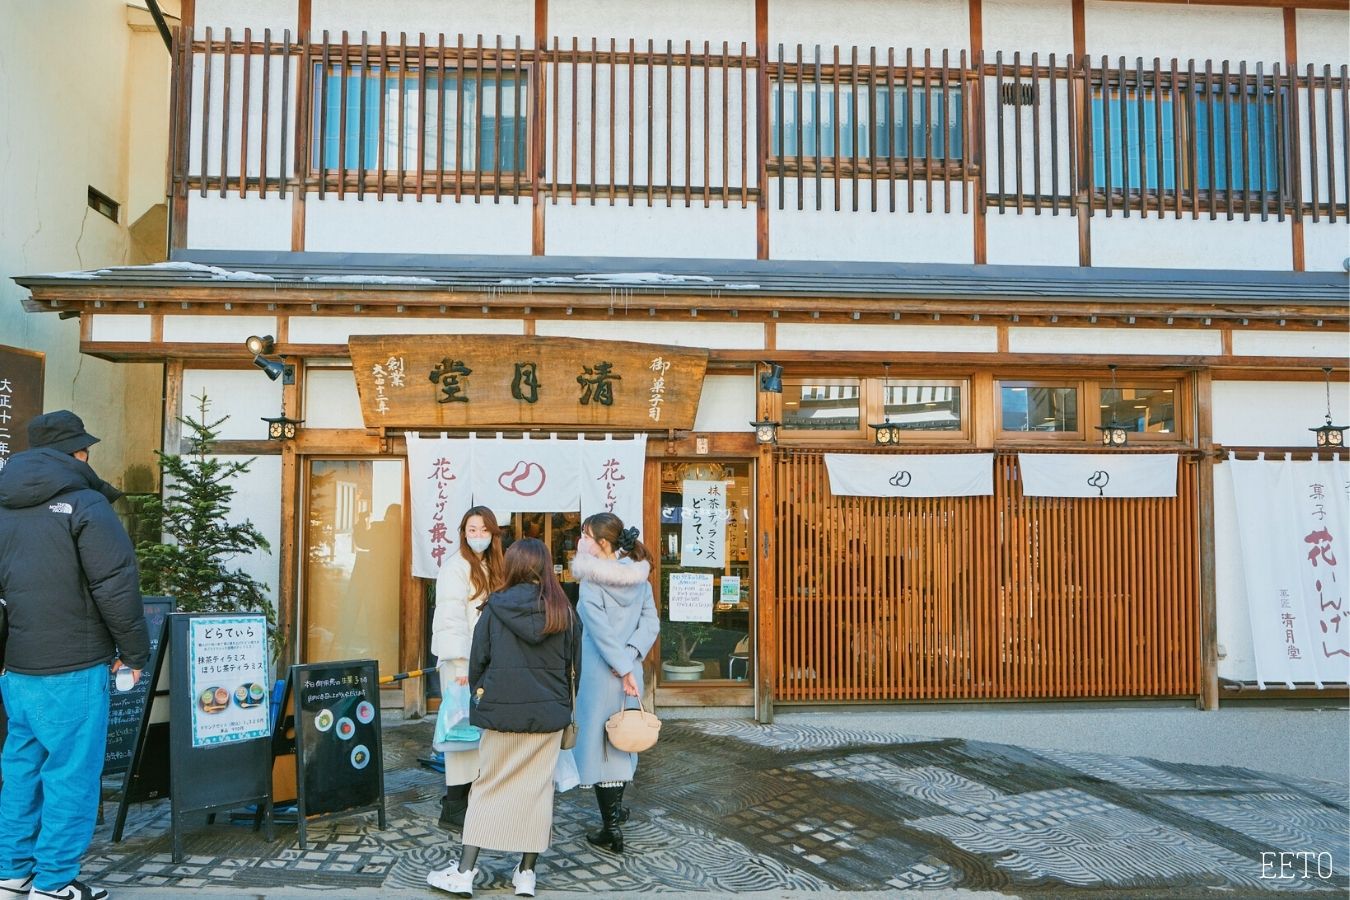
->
[661,620,718,681]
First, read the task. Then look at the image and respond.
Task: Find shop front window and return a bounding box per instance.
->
[999,383,1080,434]
[658,461,754,685]
[1100,385,1176,435]
[304,459,404,674]
[782,379,863,435]
[882,381,963,432]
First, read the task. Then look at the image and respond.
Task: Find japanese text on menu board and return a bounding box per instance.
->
[668,572,714,623]
[680,480,727,568]
[188,617,269,749]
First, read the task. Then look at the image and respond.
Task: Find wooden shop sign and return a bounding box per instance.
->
[349,335,708,431]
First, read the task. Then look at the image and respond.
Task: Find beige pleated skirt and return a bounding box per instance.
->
[461,729,561,853]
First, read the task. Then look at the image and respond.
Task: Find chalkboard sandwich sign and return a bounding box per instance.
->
[275,659,387,849]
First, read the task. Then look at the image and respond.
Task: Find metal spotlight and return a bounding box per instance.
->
[759,363,783,394]
[253,355,291,382]
[244,334,275,356]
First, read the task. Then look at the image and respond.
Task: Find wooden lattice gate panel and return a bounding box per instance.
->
[773,450,1201,702]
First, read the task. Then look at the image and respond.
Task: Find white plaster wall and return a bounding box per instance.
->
[776,323,998,352]
[769,0,969,54]
[0,0,165,489]
[693,374,754,432]
[182,369,285,440]
[769,181,974,263]
[1091,216,1292,271]
[1214,465,1258,682]
[1303,223,1350,273]
[1084,1,1283,67]
[126,26,172,225]
[187,195,293,250]
[164,315,278,344]
[1009,327,1222,356]
[289,316,525,343]
[545,203,757,259]
[1231,331,1349,359]
[304,368,363,428]
[535,319,764,349]
[310,0,532,39]
[547,46,754,200]
[210,454,283,606]
[982,0,1073,57]
[986,211,1079,267]
[90,315,153,343]
[195,0,296,34]
[1212,380,1350,447]
[550,0,754,45]
[305,197,533,254]
[1296,10,1350,68]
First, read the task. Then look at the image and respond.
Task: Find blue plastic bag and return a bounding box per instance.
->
[433,682,481,751]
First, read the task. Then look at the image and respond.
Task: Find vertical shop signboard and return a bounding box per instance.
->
[105,596,173,776]
[680,480,728,568]
[0,344,43,474]
[284,660,387,849]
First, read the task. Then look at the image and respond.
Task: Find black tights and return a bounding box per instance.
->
[457,847,538,873]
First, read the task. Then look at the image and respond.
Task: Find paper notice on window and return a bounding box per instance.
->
[719,575,741,605]
[668,572,715,623]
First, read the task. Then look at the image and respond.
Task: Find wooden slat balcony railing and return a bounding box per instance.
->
[169,26,1349,222]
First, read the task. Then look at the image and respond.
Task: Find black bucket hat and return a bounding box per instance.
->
[27,410,101,454]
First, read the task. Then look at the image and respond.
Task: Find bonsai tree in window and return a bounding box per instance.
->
[660,620,718,678]
[134,393,278,658]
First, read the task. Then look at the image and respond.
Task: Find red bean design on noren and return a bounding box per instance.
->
[498,460,547,497]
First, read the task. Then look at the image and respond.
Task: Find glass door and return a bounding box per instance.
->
[657,460,754,687]
[302,459,404,676]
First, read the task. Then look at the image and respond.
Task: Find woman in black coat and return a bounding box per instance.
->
[426,538,580,899]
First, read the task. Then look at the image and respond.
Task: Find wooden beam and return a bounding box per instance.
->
[292,0,312,252]
[1072,0,1091,266]
[532,0,548,254]
[1284,8,1306,271]
[1094,0,1347,9]
[970,0,987,264]
[755,0,769,260]
[754,374,775,722]
[277,358,302,669]
[1195,369,1218,710]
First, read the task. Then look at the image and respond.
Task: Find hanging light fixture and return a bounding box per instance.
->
[1095,364,1129,448]
[1310,366,1347,448]
[261,410,303,441]
[750,418,780,444]
[869,362,901,446]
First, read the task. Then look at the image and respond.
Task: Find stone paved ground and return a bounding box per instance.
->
[91,716,1348,897]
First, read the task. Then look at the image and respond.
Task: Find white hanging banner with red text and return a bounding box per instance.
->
[1228,453,1350,688]
[406,434,476,577]
[470,434,582,514]
[579,435,648,537]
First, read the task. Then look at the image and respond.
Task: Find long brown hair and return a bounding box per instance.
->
[458,506,505,602]
[581,512,653,564]
[502,538,574,635]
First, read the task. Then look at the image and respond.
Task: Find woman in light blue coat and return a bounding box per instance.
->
[569,512,659,855]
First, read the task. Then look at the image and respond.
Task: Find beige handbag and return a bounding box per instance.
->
[604,697,661,753]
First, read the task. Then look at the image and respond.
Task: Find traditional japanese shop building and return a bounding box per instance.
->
[14,0,1349,720]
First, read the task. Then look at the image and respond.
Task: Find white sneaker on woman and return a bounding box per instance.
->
[511,866,537,897]
[427,863,477,897]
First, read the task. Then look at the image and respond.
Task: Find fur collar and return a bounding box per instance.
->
[570,552,651,587]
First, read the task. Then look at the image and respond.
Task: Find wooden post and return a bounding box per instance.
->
[1071,0,1091,266]
[755,0,770,259]
[399,458,427,717]
[1196,370,1219,710]
[754,373,776,722]
[1284,9,1305,271]
[276,362,302,672]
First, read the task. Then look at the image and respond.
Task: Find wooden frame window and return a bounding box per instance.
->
[996,381,1083,441]
[877,378,969,441]
[1095,380,1183,443]
[780,377,866,441]
[312,62,528,175]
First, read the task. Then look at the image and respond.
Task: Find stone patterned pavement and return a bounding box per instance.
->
[90,716,1348,896]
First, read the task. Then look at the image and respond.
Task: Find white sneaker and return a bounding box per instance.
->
[511,866,537,897]
[426,863,477,897]
[0,875,31,898]
[29,881,108,900]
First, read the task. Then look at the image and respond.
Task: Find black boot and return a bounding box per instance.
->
[586,784,625,853]
[438,783,469,829]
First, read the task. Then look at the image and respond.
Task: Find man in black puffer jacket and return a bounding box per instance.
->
[0,410,149,900]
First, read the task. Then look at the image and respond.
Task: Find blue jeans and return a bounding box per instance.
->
[0,664,109,891]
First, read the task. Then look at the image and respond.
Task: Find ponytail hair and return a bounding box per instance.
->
[581,512,653,564]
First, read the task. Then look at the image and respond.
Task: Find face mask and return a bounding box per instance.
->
[466,536,492,554]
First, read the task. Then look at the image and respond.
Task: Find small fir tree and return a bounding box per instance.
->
[136,393,277,645]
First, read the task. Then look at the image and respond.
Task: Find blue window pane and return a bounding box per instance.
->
[313,66,526,173]
[1193,86,1280,191]
[1089,92,1177,191]
[771,82,962,161]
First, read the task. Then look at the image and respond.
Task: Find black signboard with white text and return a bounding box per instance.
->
[281,659,386,849]
[105,596,172,776]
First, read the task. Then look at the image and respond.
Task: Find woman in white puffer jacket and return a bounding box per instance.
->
[431,505,504,828]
